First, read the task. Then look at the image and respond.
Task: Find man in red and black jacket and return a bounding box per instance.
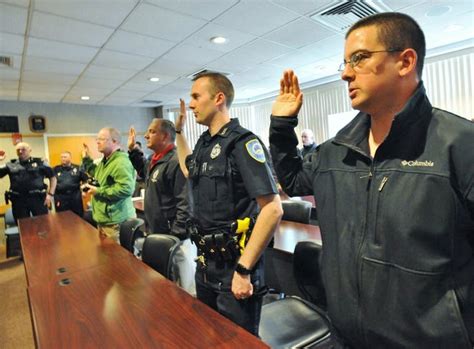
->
[128,120,195,294]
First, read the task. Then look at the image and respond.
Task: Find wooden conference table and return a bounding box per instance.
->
[19,211,268,348]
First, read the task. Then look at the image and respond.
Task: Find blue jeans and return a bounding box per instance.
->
[195,258,264,336]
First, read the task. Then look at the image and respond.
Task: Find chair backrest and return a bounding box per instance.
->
[5,208,16,227]
[293,241,327,310]
[119,218,145,252]
[142,234,181,280]
[282,200,312,224]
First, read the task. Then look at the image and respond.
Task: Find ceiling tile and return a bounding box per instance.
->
[161,43,224,65]
[19,91,64,103]
[129,71,177,85]
[0,32,24,54]
[264,17,336,49]
[107,88,149,99]
[212,0,299,36]
[146,58,203,77]
[21,82,70,94]
[0,53,22,70]
[27,37,99,63]
[99,97,133,106]
[0,67,20,80]
[93,50,155,70]
[30,11,114,47]
[121,3,206,41]
[0,0,29,7]
[0,79,19,90]
[74,77,124,90]
[34,0,138,27]
[65,86,113,100]
[182,23,256,53]
[145,0,238,20]
[82,65,137,81]
[269,34,345,68]
[214,39,293,69]
[270,0,334,15]
[0,89,18,100]
[24,56,87,75]
[105,30,175,58]
[120,80,161,92]
[22,71,79,85]
[0,3,28,35]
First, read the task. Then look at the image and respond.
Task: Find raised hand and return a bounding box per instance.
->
[82,143,90,158]
[0,149,5,161]
[272,69,303,117]
[175,98,187,132]
[128,126,136,151]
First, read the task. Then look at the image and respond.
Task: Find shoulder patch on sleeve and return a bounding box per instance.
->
[245,139,266,163]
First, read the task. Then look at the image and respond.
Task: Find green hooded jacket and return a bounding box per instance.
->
[84,150,135,225]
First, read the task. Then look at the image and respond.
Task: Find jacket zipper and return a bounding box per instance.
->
[356,163,374,346]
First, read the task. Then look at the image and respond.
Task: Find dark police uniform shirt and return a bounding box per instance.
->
[53,164,88,194]
[0,157,54,194]
[186,118,277,232]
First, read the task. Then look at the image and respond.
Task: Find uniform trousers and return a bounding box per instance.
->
[195,259,264,336]
[55,191,84,217]
[12,195,48,222]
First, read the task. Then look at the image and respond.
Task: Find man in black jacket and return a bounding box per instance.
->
[269,12,473,349]
[128,120,196,294]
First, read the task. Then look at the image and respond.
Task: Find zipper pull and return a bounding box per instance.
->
[378,176,388,191]
[360,171,373,179]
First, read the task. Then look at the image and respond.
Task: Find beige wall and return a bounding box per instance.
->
[0,100,155,199]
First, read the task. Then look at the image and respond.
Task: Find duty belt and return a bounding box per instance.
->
[5,189,46,204]
[187,217,256,264]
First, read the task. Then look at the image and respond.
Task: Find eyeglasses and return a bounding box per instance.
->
[338,49,403,72]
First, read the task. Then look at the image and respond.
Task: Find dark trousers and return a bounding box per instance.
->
[12,195,48,223]
[195,259,264,336]
[55,191,84,217]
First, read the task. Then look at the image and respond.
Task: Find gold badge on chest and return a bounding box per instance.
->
[210,143,221,159]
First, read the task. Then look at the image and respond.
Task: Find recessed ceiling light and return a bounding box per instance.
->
[210,36,227,44]
[81,96,90,100]
[426,5,451,17]
[149,77,160,82]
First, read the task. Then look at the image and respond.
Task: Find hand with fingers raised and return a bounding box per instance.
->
[272,69,304,117]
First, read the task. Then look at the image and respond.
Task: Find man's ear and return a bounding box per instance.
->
[214,91,226,108]
[398,48,417,78]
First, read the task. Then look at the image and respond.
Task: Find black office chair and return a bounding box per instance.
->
[260,241,330,348]
[281,200,312,224]
[141,234,181,280]
[4,208,21,258]
[119,217,145,253]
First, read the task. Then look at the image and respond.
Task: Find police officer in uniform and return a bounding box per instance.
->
[175,72,283,335]
[53,151,88,217]
[0,142,57,222]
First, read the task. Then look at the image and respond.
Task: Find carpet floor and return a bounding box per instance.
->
[0,244,35,349]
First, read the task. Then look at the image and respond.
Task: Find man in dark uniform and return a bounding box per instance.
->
[175,72,283,335]
[299,128,317,158]
[53,151,88,217]
[0,142,56,222]
[128,120,196,294]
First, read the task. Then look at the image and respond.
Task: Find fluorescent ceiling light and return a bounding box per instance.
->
[81,96,90,100]
[149,77,160,82]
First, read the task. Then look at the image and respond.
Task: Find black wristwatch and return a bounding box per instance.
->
[235,262,253,275]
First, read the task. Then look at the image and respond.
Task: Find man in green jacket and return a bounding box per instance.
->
[83,127,136,243]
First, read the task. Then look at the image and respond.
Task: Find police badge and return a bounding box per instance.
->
[210,143,221,159]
